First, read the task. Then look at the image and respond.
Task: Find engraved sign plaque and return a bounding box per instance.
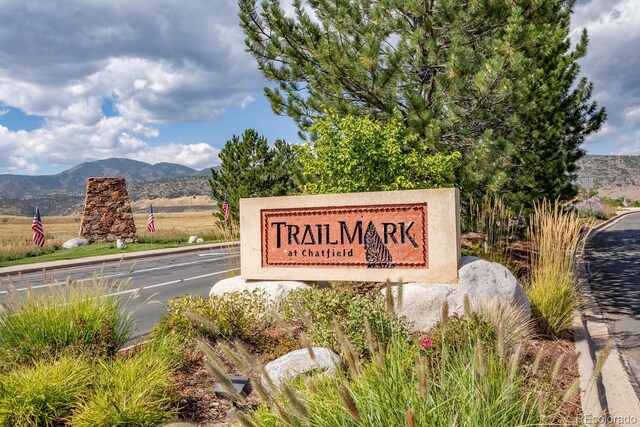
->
[241,189,460,283]
[261,204,428,268]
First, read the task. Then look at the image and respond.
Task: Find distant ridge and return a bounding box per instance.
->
[576,154,640,200]
[0,158,214,198]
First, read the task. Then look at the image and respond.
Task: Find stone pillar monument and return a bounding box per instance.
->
[79,178,138,243]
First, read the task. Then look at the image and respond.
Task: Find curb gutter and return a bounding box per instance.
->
[576,210,640,426]
[0,241,240,276]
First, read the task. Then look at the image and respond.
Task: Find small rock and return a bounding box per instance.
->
[196,238,204,243]
[210,276,312,303]
[188,235,198,244]
[116,239,126,249]
[264,348,341,387]
[62,238,89,249]
[124,238,134,244]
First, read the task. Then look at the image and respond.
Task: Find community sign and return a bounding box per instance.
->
[240,188,460,283]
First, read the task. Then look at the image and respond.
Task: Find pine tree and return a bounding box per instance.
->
[239,0,605,205]
[209,129,300,223]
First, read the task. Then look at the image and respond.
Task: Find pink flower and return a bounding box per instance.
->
[421,337,433,348]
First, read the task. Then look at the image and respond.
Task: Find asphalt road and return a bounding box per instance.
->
[585,212,640,395]
[0,246,240,343]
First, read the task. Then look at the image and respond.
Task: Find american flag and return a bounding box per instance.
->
[222,195,230,221]
[147,205,155,233]
[32,206,45,247]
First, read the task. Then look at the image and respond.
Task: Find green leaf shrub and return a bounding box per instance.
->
[299,115,461,194]
[153,290,274,345]
[281,288,408,356]
[0,356,91,427]
[0,284,133,369]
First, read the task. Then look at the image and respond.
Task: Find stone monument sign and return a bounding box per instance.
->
[240,188,460,283]
[79,177,138,243]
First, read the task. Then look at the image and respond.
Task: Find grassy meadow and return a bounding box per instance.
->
[0,211,237,267]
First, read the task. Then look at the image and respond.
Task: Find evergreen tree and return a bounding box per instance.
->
[209,129,300,223]
[239,0,605,205]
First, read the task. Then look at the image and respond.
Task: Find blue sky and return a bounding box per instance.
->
[0,0,637,175]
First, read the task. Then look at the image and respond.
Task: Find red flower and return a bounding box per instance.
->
[421,337,433,348]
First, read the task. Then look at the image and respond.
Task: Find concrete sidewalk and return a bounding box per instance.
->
[0,241,240,276]
[576,211,640,426]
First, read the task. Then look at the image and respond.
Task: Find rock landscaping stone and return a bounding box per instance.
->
[209,276,313,302]
[116,239,126,249]
[79,177,137,243]
[62,238,89,249]
[196,238,204,243]
[188,236,199,244]
[447,256,531,319]
[383,284,456,332]
[384,256,530,332]
[124,238,134,244]
[264,348,341,386]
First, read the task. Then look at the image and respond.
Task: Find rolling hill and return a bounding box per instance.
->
[0,158,216,215]
[576,155,640,200]
[0,158,212,198]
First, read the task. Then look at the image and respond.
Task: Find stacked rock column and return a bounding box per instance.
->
[79,178,138,243]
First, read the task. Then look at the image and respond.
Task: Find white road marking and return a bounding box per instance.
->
[0,254,239,295]
[106,268,240,297]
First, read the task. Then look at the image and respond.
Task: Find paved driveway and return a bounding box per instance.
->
[585,212,640,396]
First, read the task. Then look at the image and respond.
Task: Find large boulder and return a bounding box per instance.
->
[264,348,341,387]
[383,284,456,332]
[209,276,313,303]
[188,236,199,244]
[447,256,531,319]
[383,256,530,332]
[62,238,89,249]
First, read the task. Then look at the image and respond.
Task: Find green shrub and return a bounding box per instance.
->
[527,201,588,336]
[281,288,408,356]
[70,348,177,427]
[0,283,133,368]
[153,290,272,345]
[0,356,91,427]
[247,335,562,426]
[428,312,496,356]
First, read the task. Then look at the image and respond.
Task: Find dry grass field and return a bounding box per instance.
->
[0,211,221,253]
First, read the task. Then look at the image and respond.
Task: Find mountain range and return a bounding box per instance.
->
[1,155,639,216]
[0,158,211,198]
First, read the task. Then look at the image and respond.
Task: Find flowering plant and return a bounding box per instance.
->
[421,336,433,348]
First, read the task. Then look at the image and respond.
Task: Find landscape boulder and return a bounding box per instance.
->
[383,256,530,332]
[188,236,199,244]
[196,238,204,243]
[383,284,456,332]
[116,239,126,249]
[209,276,313,303]
[447,256,531,319]
[62,238,89,249]
[264,348,341,387]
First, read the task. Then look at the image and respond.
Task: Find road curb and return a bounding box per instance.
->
[0,241,240,276]
[576,211,640,426]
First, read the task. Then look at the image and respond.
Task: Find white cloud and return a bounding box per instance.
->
[572,0,640,153]
[0,0,260,174]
